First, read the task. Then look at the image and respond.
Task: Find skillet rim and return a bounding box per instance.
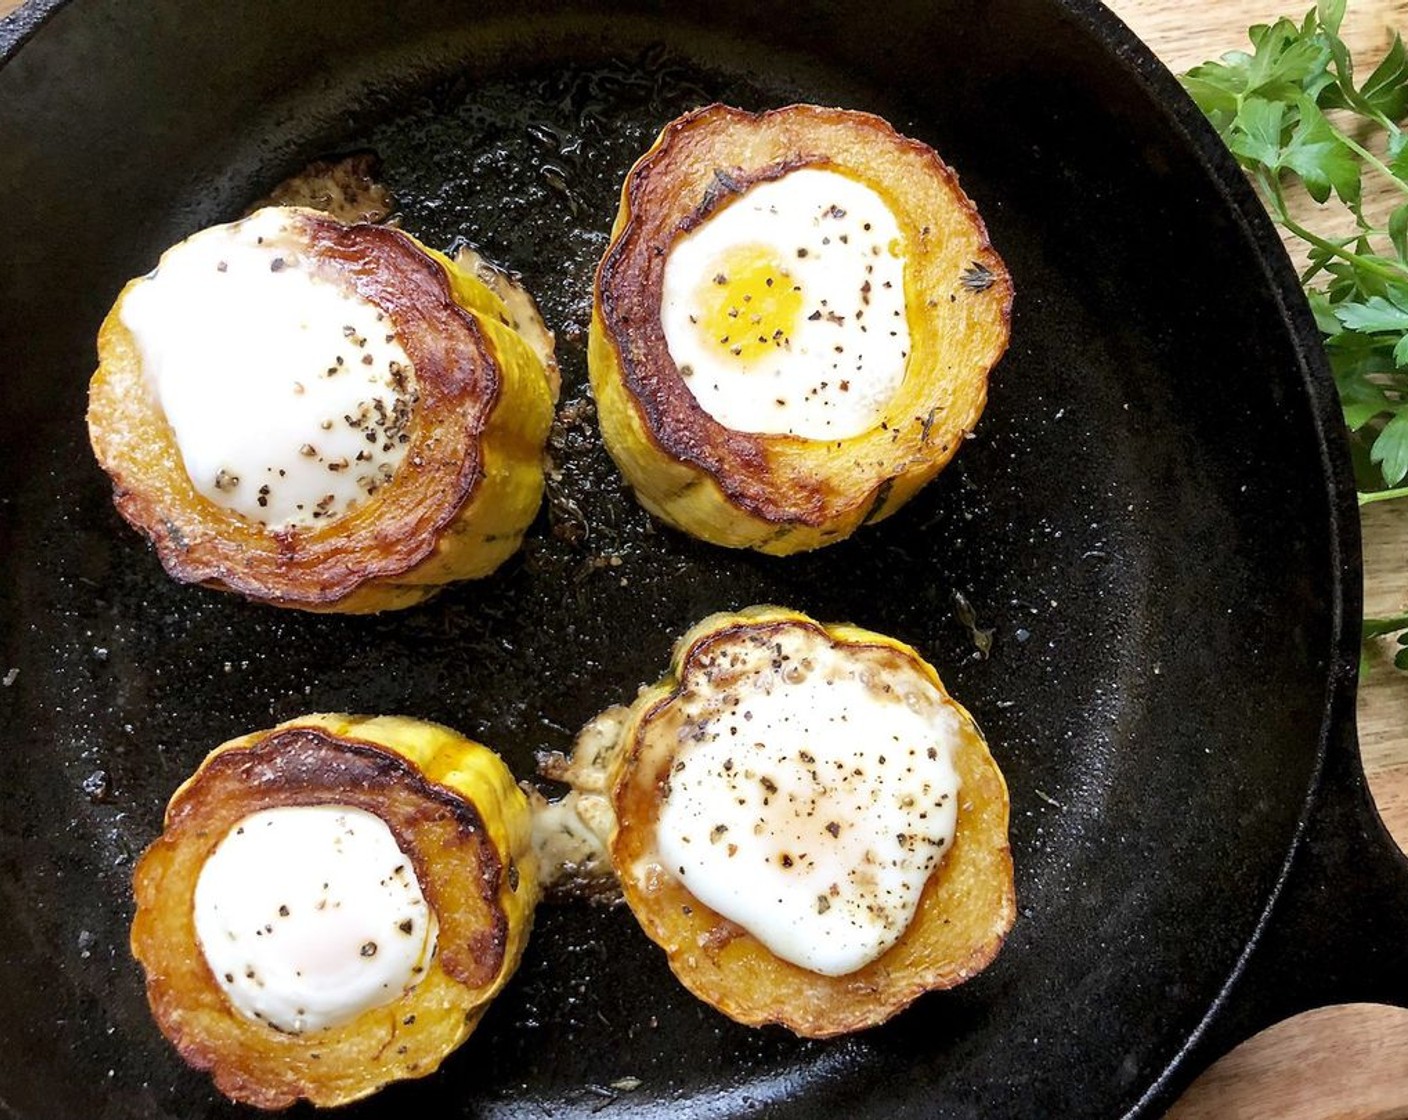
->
[1055,0,1362,1108]
[0,0,64,56]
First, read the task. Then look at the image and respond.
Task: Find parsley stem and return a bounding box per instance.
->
[1330,130,1408,201]
[1360,485,1408,506]
[1257,170,1408,284]
[1280,212,1408,282]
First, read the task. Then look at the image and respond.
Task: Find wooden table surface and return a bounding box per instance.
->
[3,0,1407,1115]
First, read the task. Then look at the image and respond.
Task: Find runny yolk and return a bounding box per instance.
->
[693,245,804,367]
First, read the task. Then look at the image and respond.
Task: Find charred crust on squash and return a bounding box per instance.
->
[677,158,811,234]
[590,104,1013,554]
[89,209,554,613]
[606,606,1016,1037]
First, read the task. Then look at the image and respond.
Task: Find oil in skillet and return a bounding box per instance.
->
[349,51,985,669]
[354,51,780,578]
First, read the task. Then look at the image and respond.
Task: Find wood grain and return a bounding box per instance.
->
[3,0,1407,1114]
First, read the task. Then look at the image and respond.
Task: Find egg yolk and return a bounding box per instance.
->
[692,246,803,367]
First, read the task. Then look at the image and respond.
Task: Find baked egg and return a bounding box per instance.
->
[88,206,556,612]
[590,103,1012,554]
[603,606,1016,1036]
[130,714,539,1109]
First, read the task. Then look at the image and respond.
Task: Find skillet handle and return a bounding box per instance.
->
[1187,701,1408,1064]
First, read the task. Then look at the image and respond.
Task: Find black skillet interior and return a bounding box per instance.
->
[0,0,1355,1116]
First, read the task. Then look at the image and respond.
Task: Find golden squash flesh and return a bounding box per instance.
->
[130,714,539,1109]
[589,104,1012,555]
[88,207,557,613]
[607,606,1015,1036]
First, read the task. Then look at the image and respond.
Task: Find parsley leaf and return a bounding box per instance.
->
[1227,97,1287,166]
[1388,130,1408,179]
[1362,34,1408,120]
[1282,96,1361,203]
[1371,408,1408,485]
[1333,290,1408,334]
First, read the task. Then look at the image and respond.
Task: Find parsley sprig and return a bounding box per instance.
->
[1183,0,1408,504]
[1184,4,1408,667]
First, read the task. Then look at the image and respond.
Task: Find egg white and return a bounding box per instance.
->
[120,208,417,532]
[193,804,437,1034]
[659,168,910,440]
[655,624,962,976]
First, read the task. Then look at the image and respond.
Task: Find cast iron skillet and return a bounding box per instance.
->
[2,0,1406,1116]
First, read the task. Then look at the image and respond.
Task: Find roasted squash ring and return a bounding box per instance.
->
[130,714,539,1109]
[607,606,1015,1036]
[88,208,557,613]
[589,103,1012,555]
